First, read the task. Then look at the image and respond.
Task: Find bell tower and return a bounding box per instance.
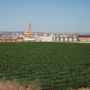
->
[24,24,32,35]
[29,24,32,33]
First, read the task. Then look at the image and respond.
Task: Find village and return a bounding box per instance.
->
[0,24,90,43]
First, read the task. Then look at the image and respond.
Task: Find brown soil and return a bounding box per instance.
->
[0,79,41,90]
[70,88,90,90]
[0,79,89,90]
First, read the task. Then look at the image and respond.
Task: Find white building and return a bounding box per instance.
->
[36,36,53,42]
[23,36,35,41]
[42,37,53,42]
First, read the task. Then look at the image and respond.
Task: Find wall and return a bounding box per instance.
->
[79,37,90,42]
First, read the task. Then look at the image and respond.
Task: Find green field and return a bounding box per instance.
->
[0,42,90,90]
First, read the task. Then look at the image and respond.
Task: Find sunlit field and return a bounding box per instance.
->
[0,42,90,90]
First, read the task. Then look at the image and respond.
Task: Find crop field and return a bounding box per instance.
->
[0,42,90,90]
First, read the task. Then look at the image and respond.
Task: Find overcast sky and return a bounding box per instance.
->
[0,0,90,33]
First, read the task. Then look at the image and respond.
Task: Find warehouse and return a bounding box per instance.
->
[53,34,79,42]
[79,35,90,42]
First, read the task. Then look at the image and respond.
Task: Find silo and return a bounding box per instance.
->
[69,37,73,41]
[60,37,64,42]
[65,37,68,41]
[73,37,77,41]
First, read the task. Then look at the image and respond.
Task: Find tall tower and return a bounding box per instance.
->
[24,24,32,35]
[29,24,32,33]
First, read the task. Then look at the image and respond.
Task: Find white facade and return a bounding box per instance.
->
[60,37,64,42]
[41,37,53,42]
[35,35,79,42]
[65,37,68,41]
[35,36,53,42]
[79,37,90,42]
[69,38,73,41]
[35,36,42,42]
[73,37,77,41]
[23,37,35,41]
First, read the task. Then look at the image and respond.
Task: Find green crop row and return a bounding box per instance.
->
[0,42,90,90]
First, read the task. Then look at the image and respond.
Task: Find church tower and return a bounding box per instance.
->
[24,24,32,35]
[29,24,32,33]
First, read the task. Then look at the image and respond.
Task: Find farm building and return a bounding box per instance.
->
[79,35,90,42]
[35,36,53,42]
[41,36,53,42]
[23,36,35,42]
[35,34,79,42]
[53,37,79,42]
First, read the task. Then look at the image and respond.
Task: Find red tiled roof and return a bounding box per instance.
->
[79,35,90,37]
